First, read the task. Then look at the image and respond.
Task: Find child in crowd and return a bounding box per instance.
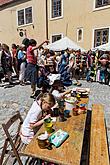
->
[11,43,19,77]
[1,44,13,84]
[17,44,26,85]
[20,93,55,144]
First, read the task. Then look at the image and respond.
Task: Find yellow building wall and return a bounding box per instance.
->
[48,0,110,50]
[0,0,46,47]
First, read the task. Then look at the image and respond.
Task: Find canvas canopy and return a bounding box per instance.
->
[45,37,85,52]
[92,42,110,51]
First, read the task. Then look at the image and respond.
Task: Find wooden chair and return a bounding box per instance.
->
[0,112,26,165]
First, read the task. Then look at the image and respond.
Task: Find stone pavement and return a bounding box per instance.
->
[0,80,110,154]
[0,83,33,152]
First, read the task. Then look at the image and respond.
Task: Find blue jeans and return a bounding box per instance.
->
[86,68,91,81]
[100,70,105,82]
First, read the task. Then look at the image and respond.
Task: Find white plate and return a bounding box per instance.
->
[81,92,88,95]
[51,117,57,122]
[77,89,87,93]
[65,97,77,103]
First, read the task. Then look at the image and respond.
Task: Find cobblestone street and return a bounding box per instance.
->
[0,83,33,152]
[0,81,110,154]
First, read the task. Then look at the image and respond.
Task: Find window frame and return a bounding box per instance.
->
[93,0,110,11]
[50,33,63,43]
[92,27,110,48]
[50,0,63,20]
[77,28,83,42]
[95,0,110,8]
[17,6,33,27]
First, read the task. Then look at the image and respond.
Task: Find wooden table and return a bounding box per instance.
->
[23,98,88,165]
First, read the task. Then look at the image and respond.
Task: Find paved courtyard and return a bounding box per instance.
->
[0,80,110,154]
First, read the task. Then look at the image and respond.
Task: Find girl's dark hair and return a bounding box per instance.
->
[2,43,9,51]
[29,39,37,46]
[52,80,61,87]
[61,50,64,54]
[22,38,30,47]
[12,43,17,49]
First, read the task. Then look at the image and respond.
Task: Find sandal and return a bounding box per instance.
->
[30,92,36,98]
[77,82,82,86]
[20,82,25,86]
[73,82,77,85]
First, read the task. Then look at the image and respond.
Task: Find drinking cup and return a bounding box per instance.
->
[64,110,70,118]
[44,118,53,133]
[52,108,59,117]
[37,133,49,149]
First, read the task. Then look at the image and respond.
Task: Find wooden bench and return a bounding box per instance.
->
[89,104,109,165]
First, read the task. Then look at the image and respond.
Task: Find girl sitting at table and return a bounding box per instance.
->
[20,93,55,144]
[51,80,71,101]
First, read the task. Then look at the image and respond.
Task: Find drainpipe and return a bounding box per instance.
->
[46,0,48,40]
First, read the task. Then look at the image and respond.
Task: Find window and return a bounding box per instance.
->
[18,10,24,26]
[77,28,83,42]
[94,28,109,47]
[51,0,62,18]
[95,0,110,8]
[25,7,32,24]
[17,7,32,26]
[52,34,62,42]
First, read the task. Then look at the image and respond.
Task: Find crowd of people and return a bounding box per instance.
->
[0,38,110,164]
[0,38,110,98]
